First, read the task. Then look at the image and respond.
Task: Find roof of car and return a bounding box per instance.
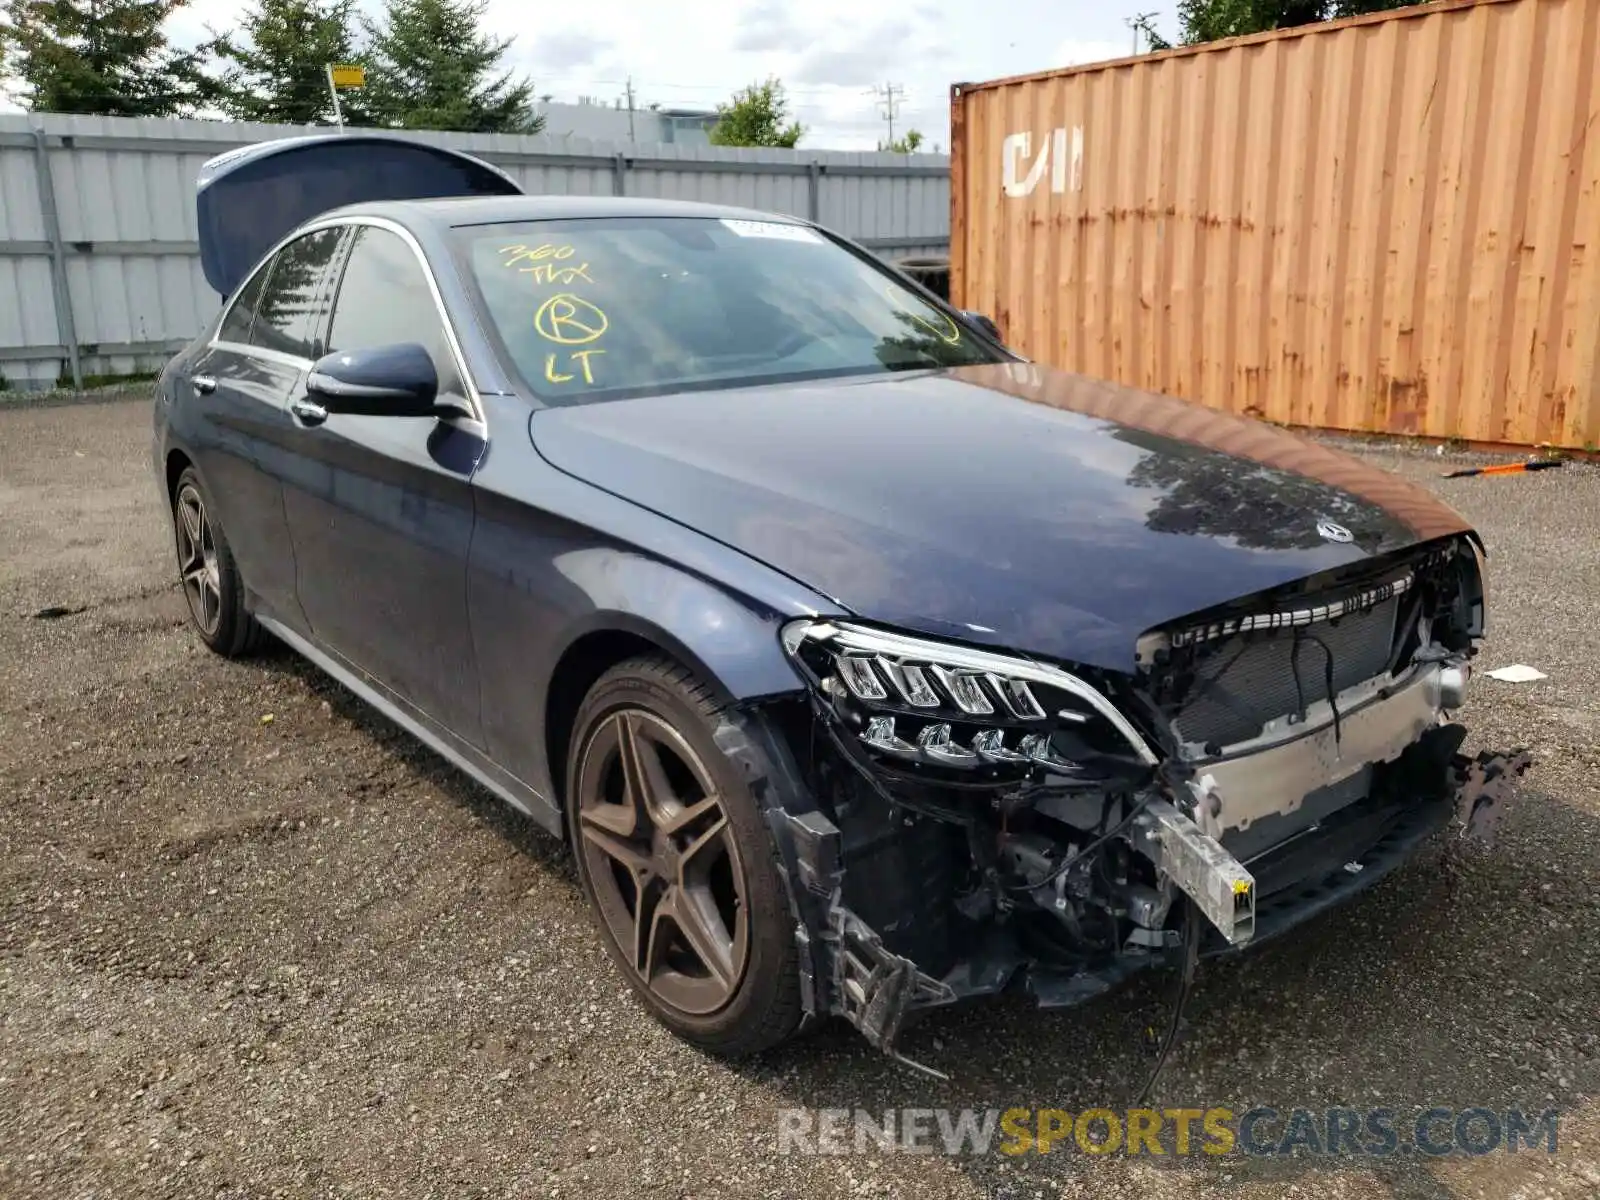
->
[325,195,810,230]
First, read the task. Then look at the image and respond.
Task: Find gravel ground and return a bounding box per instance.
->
[1,394,1596,1200]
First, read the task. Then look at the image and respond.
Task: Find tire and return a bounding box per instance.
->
[565,655,803,1056]
[170,467,265,657]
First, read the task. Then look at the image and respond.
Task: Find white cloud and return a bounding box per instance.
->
[1053,38,1137,69]
[6,0,1181,147]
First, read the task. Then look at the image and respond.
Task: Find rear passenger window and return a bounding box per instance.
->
[218,263,268,345]
[249,228,344,360]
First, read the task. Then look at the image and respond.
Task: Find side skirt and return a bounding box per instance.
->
[257,615,564,837]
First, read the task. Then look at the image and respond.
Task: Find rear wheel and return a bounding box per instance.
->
[565,656,802,1056]
[171,467,263,657]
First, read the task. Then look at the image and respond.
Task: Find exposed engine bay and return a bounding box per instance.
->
[751,534,1531,1067]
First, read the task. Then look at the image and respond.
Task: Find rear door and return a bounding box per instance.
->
[181,226,346,630]
[277,221,487,745]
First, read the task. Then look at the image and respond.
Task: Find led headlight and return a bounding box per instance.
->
[782,619,1158,771]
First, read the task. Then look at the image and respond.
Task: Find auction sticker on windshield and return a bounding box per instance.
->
[720,219,823,242]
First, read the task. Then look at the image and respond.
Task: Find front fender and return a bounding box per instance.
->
[544,552,807,705]
[468,400,846,800]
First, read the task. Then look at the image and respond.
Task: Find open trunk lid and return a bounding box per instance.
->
[196,133,522,297]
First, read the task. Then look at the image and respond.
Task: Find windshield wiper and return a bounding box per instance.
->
[880,351,946,372]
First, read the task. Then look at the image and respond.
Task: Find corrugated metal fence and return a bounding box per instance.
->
[952,0,1600,451]
[0,113,951,391]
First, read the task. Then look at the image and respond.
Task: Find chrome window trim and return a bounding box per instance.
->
[207,214,487,427]
[210,340,315,370]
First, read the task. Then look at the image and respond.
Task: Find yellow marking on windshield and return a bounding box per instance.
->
[885,285,962,345]
[502,242,577,264]
[501,243,593,286]
[534,293,609,345]
[909,308,962,345]
[503,246,611,384]
[571,349,605,384]
[543,348,606,385]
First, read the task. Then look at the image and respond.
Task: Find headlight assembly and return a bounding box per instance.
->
[781,619,1158,774]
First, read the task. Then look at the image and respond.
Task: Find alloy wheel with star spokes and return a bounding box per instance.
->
[575,708,750,1015]
[175,482,222,636]
[564,657,803,1055]
[169,467,264,657]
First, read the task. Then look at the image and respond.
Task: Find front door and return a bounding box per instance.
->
[277,222,486,745]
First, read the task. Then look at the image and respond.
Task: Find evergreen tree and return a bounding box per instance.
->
[213,0,366,126]
[0,0,216,116]
[362,0,542,134]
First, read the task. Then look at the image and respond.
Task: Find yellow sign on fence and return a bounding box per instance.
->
[329,64,365,88]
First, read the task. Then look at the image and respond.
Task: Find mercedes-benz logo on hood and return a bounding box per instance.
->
[1316,518,1355,544]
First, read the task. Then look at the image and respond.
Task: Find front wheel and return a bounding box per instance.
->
[171,467,263,657]
[565,656,803,1056]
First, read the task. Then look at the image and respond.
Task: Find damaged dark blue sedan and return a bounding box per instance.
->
[153,134,1525,1065]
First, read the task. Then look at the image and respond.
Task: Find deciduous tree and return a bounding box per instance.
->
[709,77,803,148]
[1171,0,1415,45]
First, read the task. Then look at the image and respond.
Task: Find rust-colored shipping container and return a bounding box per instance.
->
[951,0,1600,449]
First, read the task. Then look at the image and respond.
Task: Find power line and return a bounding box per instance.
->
[868,81,904,146]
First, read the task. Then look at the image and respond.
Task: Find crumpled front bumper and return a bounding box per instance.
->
[763,722,1532,1057]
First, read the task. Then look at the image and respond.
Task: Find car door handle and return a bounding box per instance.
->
[290,399,328,425]
[191,375,217,395]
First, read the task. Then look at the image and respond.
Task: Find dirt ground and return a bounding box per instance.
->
[1,393,1597,1200]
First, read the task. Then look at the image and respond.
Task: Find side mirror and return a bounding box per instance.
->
[306,343,439,417]
[961,310,1003,342]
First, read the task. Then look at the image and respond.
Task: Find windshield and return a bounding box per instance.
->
[454,216,1004,403]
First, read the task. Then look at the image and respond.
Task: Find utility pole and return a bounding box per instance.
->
[1127,12,1158,54]
[870,81,904,147]
[625,76,636,142]
[325,64,345,130]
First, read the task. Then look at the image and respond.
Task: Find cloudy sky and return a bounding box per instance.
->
[157,0,1183,150]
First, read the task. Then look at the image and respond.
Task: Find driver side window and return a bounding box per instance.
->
[328,226,463,397]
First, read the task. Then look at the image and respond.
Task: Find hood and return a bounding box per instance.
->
[196,134,521,297]
[529,364,1473,673]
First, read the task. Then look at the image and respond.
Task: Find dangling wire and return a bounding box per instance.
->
[1290,626,1343,749]
[1290,626,1309,721]
[1301,631,1342,748]
[1135,897,1202,1105]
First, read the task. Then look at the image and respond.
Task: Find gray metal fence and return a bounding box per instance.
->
[0,113,951,391]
